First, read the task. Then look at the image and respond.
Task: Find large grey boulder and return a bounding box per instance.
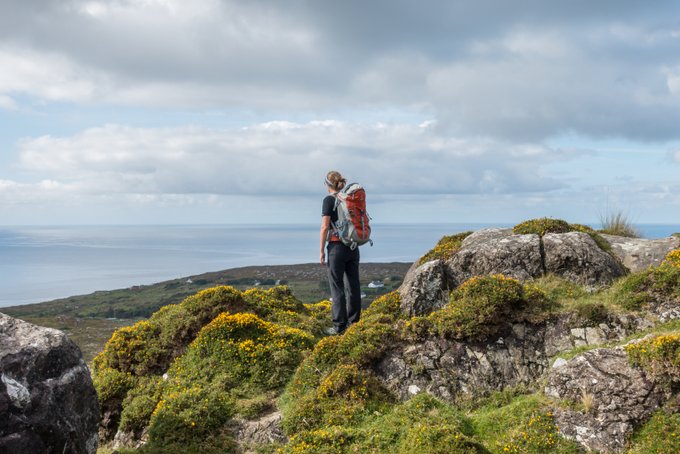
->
[399,260,450,317]
[0,313,99,454]
[545,344,666,453]
[543,232,626,287]
[445,229,543,285]
[601,234,680,272]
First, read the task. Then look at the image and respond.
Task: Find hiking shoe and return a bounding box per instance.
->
[323,326,345,336]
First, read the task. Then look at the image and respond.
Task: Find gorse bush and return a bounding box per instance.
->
[626,332,680,385]
[92,284,329,452]
[513,218,571,236]
[280,292,402,436]
[403,275,555,341]
[663,249,680,268]
[418,231,472,265]
[613,251,680,310]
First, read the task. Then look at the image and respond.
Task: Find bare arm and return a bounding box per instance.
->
[320,215,331,265]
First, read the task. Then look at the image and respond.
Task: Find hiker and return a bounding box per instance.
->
[320,170,362,335]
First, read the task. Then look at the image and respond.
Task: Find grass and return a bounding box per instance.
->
[599,211,641,238]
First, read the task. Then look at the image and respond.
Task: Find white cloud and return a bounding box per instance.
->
[16,121,566,199]
[0,1,679,141]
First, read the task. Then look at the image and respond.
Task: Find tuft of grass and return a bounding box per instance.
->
[599,211,641,238]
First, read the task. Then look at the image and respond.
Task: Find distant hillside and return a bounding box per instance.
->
[2,262,411,362]
[3,262,411,320]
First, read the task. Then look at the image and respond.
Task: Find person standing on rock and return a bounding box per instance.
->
[319,170,361,335]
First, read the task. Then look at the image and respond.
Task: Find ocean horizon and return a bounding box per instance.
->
[2,222,679,308]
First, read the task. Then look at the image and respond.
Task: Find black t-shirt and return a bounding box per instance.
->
[322,195,338,224]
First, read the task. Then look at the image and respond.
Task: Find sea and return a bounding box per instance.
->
[1,223,679,307]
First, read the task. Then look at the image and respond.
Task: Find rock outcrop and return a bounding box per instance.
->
[388,228,680,452]
[0,313,99,454]
[400,228,629,316]
[399,260,450,317]
[233,411,287,448]
[602,233,680,272]
[542,232,626,287]
[445,228,543,285]
[374,313,651,403]
[545,344,667,452]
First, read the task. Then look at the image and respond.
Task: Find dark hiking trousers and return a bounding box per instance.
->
[327,241,361,333]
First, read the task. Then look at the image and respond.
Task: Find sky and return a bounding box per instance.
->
[0,0,679,226]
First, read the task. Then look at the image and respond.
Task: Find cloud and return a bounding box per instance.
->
[0,94,17,110]
[2,1,680,141]
[16,121,567,199]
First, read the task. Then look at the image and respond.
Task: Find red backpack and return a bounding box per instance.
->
[332,183,373,250]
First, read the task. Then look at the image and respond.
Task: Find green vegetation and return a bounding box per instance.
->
[513,218,571,236]
[599,211,641,238]
[628,409,680,453]
[93,285,330,453]
[611,249,680,310]
[84,223,680,453]
[626,332,680,385]
[403,275,555,341]
[417,231,472,265]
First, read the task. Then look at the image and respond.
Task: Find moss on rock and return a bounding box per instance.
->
[513,218,571,236]
[417,231,472,265]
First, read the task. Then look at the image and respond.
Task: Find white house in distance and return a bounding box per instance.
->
[368,280,385,289]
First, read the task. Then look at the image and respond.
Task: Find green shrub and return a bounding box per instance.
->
[513,218,571,236]
[429,275,524,339]
[628,410,680,453]
[613,257,680,310]
[175,312,314,390]
[363,290,403,320]
[612,270,655,310]
[625,332,680,384]
[404,275,553,341]
[91,364,135,404]
[145,383,236,453]
[280,294,402,435]
[418,231,472,265]
[243,285,306,318]
[119,376,164,433]
[93,286,247,377]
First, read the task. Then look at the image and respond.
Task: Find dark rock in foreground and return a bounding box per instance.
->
[0,312,99,454]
